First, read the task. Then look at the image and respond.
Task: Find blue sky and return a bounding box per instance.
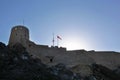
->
[0,0,120,51]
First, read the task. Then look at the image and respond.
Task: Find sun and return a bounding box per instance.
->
[60,36,90,50]
[65,41,81,50]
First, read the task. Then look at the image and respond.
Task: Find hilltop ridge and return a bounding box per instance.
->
[0,25,120,79]
[0,42,120,80]
[7,25,120,70]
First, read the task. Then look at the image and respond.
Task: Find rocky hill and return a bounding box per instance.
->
[0,42,120,80]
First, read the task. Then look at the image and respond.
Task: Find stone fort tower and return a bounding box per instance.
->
[9,25,29,47]
[8,25,120,73]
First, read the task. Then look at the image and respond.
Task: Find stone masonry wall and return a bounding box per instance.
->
[8,25,120,71]
[9,25,29,47]
[87,51,120,69]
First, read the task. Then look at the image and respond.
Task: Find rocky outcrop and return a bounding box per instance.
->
[0,42,59,80]
[0,42,120,80]
[92,64,120,80]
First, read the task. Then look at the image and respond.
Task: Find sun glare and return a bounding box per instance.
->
[61,36,90,50]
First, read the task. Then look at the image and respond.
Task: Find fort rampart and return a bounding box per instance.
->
[8,25,120,76]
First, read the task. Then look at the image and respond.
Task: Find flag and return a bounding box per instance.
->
[57,35,62,40]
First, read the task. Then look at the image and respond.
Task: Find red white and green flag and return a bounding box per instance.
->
[57,35,62,40]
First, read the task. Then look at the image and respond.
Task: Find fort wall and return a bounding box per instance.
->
[8,25,120,72]
[87,51,120,69]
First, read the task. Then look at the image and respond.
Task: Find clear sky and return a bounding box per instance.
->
[0,0,120,51]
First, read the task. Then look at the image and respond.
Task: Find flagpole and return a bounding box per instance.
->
[23,19,24,25]
[57,35,62,47]
[52,33,55,47]
[57,37,59,47]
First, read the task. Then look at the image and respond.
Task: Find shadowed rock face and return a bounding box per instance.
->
[7,26,120,72]
[92,64,120,80]
[0,42,120,80]
[0,42,6,49]
[0,42,59,80]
